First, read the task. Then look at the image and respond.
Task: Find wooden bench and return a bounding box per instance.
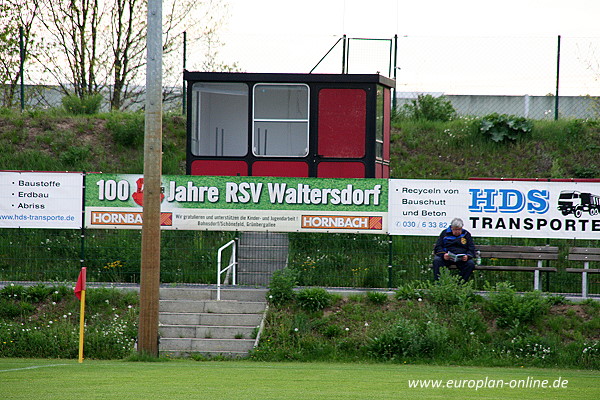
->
[455,245,558,291]
[566,247,600,298]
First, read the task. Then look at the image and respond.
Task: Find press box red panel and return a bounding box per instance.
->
[184,72,394,179]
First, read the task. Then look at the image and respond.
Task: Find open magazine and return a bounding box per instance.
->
[447,252,467,262]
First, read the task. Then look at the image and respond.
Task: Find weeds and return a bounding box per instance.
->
[0,284,139,359]
[266,269,297,306]
[253,277,600,369]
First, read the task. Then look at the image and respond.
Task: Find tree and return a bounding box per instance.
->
[32,0,107,99]
[0,0,41,108]
[108,0,235,110]
[11,0,235,111]
[108,0,198,110]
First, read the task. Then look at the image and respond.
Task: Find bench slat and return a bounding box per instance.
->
[566,268,600,274]
[479,252,558,260]
[476,266,557,272]
[568,254,600,262]
[477,245,559,253]
[569,247,600,255]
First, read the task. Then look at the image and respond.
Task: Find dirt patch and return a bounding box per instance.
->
[550,304,590,320]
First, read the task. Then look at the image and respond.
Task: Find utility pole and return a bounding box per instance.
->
[138,0,163,356]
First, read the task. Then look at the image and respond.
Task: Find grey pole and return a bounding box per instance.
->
[19,26,25,112]
[138,0,163,357]
[554,35,561,121]
[182,31,187,115]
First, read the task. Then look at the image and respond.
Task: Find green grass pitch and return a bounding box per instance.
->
[1,359,598,399]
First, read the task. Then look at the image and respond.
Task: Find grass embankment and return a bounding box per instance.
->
[1,108,599,179]
[253,272,600,369]
[390,118,600,179]
[0,109,187,174]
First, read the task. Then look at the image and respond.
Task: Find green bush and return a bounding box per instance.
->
[0,284,26,300]
[62,94,103,115]
[296,288,332,313]
[106,112,145,147]
[484,282,550,328]
[479,113,533,142]
[367,318,420,359]
[397,94,456,122]
[394,281,426,301]
[23,283,54,303]
[424,269,475,307]
[365,291,388,305]
[0,298,35,319]
[266,269,297,306]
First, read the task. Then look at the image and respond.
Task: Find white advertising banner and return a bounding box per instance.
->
[85,174,387,234]
[389,179,600,239]
[0,171,83,229]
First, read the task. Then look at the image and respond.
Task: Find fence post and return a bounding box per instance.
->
[387,235,393,289]
[554,35,561,121]
[392,34,398,111]
[342,34,347,74]
[182,31,186,115]
[19,26,25,112]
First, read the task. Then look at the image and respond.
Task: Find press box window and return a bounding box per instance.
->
[191,82,248,156]
[375,86,384,159]
[253,84,309,157]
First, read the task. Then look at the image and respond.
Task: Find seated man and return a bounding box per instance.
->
[433,217,476,282]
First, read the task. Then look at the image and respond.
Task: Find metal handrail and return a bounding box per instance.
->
[217,239,237,301]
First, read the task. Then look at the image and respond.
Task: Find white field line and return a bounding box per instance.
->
[0,364,68,373]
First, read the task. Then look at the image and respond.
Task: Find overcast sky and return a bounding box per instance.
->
[193,0,600,95]
[224,0,599,38]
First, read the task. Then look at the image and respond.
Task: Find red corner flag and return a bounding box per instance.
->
[74,267,87,300]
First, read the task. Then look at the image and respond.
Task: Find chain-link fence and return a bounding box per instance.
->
[215,34,600,120]
[6,34,599,119]
[1,228,597,296]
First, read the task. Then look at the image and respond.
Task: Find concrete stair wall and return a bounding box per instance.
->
[158,287,267,358]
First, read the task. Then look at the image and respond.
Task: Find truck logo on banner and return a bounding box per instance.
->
[85,174,388,234]
[388,179,600,239]
[557,191,600,218]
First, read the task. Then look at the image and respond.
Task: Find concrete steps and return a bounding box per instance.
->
[158,287,267,358]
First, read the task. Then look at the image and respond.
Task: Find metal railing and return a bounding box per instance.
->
[216,239,238,301]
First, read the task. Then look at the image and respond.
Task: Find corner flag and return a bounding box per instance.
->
[74,267,87,363]
[74,267,87,300]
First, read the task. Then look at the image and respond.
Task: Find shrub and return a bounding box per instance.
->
[322,324,344,339]
[24,283,54,303]
[266,268,297,306]
[367,318,421,359]
[479,113,533,142]
[60,145,91,168]
[424,269,475,307]
[296,288,332,313]
[485,283,550,328]
[394,282,426,301]
[62,94,103,115]
[365,291,389,305]
[0,284,26,300]
[397,94,456,122]
[0,298,35,319]
[106,112,145,147]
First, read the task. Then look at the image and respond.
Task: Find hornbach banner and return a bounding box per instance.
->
[0,171,83,229]
[84,174,387,233]
[388,179,600,239]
